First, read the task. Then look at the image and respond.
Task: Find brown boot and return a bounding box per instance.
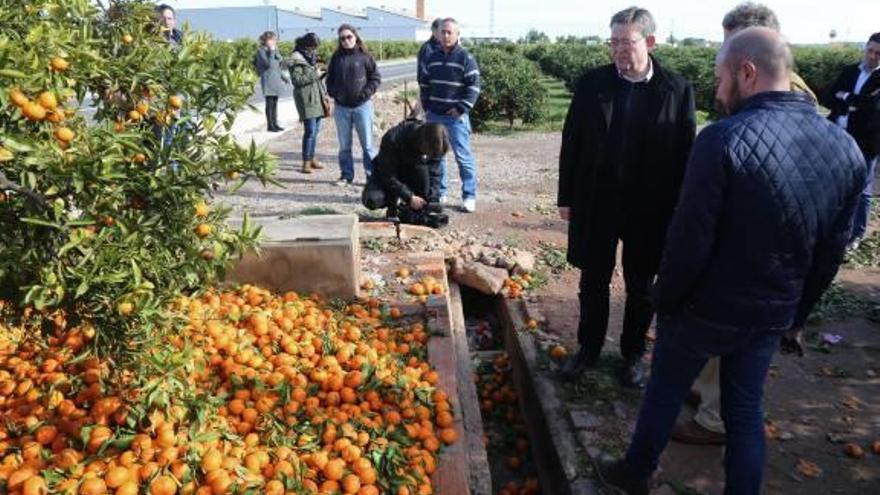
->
[310,158,324,169]
[670,419,726,445]
[301,160,312,174]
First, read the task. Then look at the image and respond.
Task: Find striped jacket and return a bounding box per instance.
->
[418,43,481,115]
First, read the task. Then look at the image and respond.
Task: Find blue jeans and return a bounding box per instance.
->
[426,111,477,199]
[302,117,323,161]
[625,311,780,495]
[334,101,375,182]
[850,153,877,243]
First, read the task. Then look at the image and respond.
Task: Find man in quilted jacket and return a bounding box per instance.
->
[596,27,867,495]
[673,0,822,447]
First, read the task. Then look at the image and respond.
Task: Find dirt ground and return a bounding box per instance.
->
[220,91,880,494]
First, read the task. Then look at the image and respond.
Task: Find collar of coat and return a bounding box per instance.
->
[618,57,654,83]
[601,55,675,92]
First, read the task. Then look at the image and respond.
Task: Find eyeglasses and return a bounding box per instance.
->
[339,34,354,41]
[606,37,644,49]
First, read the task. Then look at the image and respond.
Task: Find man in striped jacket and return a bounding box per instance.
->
[418,18,481,212]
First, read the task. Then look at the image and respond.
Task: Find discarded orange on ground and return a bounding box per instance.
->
[845,443,865,459]
[550,344,567,361]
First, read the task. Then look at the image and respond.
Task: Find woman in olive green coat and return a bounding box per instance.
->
[289,33,327,174]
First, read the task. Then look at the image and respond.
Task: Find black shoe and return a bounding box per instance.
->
[559,348,598,382]
[274,126,285,132]
[268,127,281,132]
[621,357,648,389]
[595,459,649,495]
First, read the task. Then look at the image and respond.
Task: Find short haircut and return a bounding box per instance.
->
[869,32,880,45]
[431,18,444,30]
[155,3,174,15]
[442,18,459,30]
[609,7,656,37]
[720,26,793,78]
[722,2,780,32]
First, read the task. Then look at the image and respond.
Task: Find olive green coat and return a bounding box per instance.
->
[289,51,326,121]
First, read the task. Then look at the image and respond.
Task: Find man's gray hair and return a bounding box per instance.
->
[431,18,444,31]
[609,7,656,37]
[719,27,793,77]
[722,2,780,32]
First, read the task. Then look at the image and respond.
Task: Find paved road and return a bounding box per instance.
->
[248,58,417,105]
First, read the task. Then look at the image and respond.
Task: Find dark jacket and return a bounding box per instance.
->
[558,57,696,269]
[417,37,440,77]
[289,50,326,121]
[326,49,381,108]
[372,120,442,203]
[820,63,880,157]
[418,43,481,115]
[654,92,867,331]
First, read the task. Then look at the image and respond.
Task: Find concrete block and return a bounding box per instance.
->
[227,215,360,299]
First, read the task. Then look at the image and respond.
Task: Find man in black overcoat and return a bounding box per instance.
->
[557,6,696,387]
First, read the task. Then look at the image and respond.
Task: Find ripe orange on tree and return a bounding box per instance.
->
[50,56,69,71]
[37,91,58,110]
[54,127,75,143]
[168,95,184,109]
[9,87,28,107]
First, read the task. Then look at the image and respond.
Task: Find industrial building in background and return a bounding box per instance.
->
[177,1,431,42]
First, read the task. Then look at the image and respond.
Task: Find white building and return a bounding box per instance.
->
[176,4,431,43]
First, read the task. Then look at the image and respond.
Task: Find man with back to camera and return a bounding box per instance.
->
[596,27,866,495]
[557,6,695,388]
[672,1,823,446]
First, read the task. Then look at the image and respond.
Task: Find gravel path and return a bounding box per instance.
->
[216,88,562,221]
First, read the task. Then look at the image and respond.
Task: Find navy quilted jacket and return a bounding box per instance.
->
[653,92,866,331]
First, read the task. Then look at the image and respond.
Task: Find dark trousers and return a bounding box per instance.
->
[577,212,659,361]
[265,96,279,130]
[624,311,780,495]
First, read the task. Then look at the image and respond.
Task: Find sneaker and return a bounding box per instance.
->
[439,195,448,205]
[462,198,476,213]
[335,178,352,187]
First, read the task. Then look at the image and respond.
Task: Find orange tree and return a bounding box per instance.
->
[0,0,276,361]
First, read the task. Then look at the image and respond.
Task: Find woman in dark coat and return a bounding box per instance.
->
[289,33,327,174]
[326,24,381,185]
[253,31,290,132]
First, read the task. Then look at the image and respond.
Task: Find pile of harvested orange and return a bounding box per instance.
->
[0,285,456,494]
[407,276,445,303]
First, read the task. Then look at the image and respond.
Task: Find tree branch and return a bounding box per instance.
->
[0,171,49,209]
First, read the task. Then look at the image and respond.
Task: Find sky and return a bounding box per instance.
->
[167,1,878,44]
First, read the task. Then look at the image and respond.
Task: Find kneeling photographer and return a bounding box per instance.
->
[362,119,449,228]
